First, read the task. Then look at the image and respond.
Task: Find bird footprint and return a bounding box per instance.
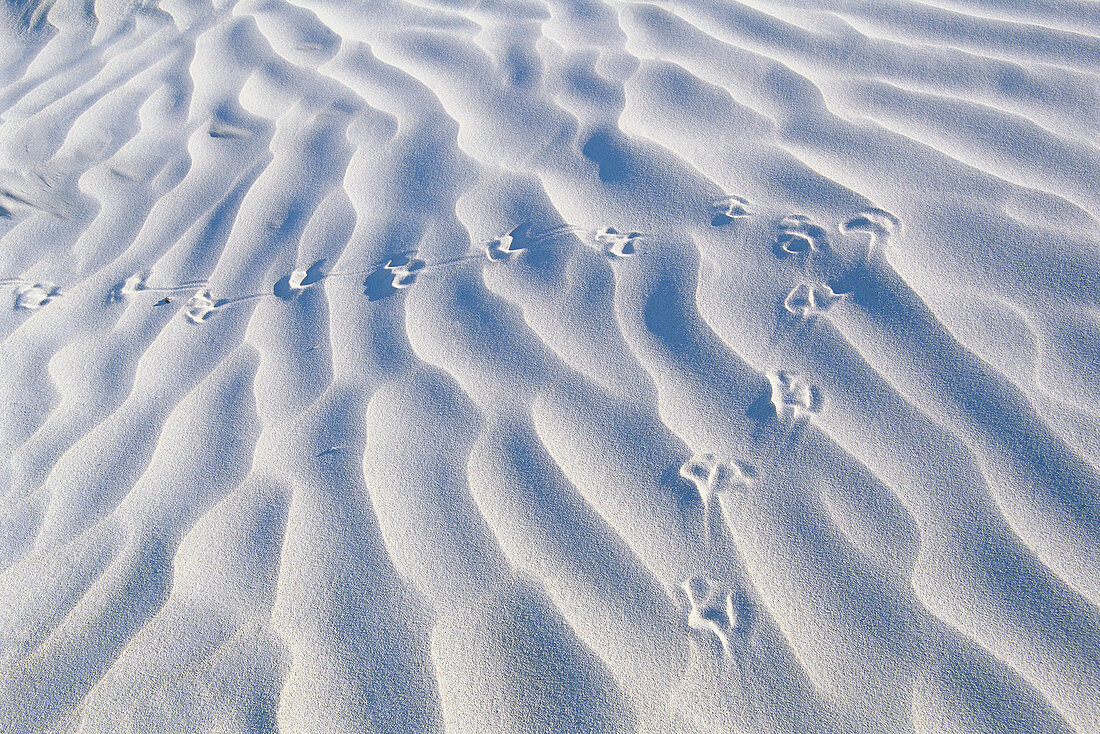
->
[14,282,60,310]
[383,256,426,289]
[288,268,309,290]
[108,272,148,302]
[679,576,748,657]
[274,260,326,300]
[185,290,219,323]
[710,195,752,226]
[840,208,901,254]
[681,453,756,539]
[594,227,641,258]
[775,215,827,256]
[783,282,844,316]
[767,370,823,418]
[680,453,725,508]
[485,232,527,262]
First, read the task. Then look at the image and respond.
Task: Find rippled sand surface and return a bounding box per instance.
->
[2,1,1099,731]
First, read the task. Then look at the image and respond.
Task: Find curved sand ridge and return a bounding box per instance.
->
[1,0,1099,731]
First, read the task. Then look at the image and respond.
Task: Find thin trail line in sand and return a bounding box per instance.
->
[142,281,209,293]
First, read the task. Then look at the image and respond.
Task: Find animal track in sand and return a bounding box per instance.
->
[710,195,752,226]
[484,232,527,262]
[109,272,209,303]
[113,272,148,300]
[594,227,642,258]
[680,454,754,503]
[274,260,326,300]
[356,223,597,297]
[774,215,828,257]
[680,576,750,656]
[383,255,426,289]
[359,253,432,301]
[185,290,220,323]
[783,282,845,317]
[681,454,756,538]
[680,453,725,509]
[840,207,901,252]
[484,223,591,261]
[90,220,644,313]
[13,282,60,310]
[767,370,823,418]
[2,277,55,309]
[0,276,26,289]
[207,122,250,140]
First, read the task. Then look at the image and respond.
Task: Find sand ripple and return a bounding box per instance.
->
[1,0,1099,731]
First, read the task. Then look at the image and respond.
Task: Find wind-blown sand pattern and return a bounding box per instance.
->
[1,0,1099,731]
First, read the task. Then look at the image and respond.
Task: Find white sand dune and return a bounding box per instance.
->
[1,0,1099,731]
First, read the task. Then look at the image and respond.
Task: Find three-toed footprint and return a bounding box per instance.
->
[840,208,901,251]
[709,195,752,226]
[783,282,845,317]
[383,255,426,289]
[681,453,757,540]
[774,215,828,256]
[594,227,641,258]
[13,282,60,310]
[679,575,751,656]
[680,453,725,509]
[109,272,148,301]
[766,369,823,418]
[185,290,219,323]
[680,454,755,507]
[274,259,326,300]
[484,228,528,262]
